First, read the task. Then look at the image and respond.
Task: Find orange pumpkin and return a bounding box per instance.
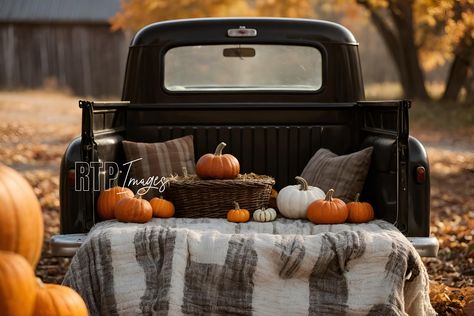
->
[307,189,348,224]
[269,188,278,209]
[97,181,134,220]
[0,251,37,316]
[227,201,250,223]
[150,196,175,218]
[347,193,374,223]
[33,278,89,316]
[0,163,44,268]
[196,142,240,179]
[115,194,153,223]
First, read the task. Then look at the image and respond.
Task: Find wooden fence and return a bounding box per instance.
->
[0,23,129,97]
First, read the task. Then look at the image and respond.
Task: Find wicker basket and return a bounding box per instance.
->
[164,173,275,218]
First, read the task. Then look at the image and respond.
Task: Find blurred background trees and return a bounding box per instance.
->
[111,0,474,103]
[2,0,470,101]
[343,0,474,102]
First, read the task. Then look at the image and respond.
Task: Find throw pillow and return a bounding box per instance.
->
[122,135,195,196]
[300,147,373,202]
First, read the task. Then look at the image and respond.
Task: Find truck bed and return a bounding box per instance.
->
[59,100,430,241]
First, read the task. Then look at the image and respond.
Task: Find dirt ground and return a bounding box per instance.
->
[0,90,473,314]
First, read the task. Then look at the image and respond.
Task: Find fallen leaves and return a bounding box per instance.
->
[412,126,474,315]
[0,91,79,284]
[430,282,474,315]
[422,147,474,292]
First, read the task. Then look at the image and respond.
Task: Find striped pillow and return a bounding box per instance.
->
[300,147,373,202]
[122,135,195,195]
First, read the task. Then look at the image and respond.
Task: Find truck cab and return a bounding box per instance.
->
[52,18,438,257]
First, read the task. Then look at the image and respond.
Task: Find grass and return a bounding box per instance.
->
[365,82,474,132]
[365,82,404,100]
[365,81,445,100]
[409,100,474,131]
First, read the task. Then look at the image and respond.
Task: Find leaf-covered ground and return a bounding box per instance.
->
[0,90,472,315]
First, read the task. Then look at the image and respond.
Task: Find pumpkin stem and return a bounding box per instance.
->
[325,189,335,201]
[354,193,360,202]
[182,166,188,177]
[214,142,227,156]
[233,201,240,210]
[295,176,309,191]
[36,277,45,288]
[136,187,147,198]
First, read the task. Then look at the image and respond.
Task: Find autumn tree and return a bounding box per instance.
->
[437,1,474,102]
[342,0,474,101]
[111,0,312,32]
[255,0,312,17]
[111,0,252,31]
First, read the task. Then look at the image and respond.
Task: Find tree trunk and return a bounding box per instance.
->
[463,58,474,104]
[360,0,430,100]
[442,54,470,101]
[388,0,429,100]
[442,31,474,102]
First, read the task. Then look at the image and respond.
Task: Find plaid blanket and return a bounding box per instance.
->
[63,218,435,316]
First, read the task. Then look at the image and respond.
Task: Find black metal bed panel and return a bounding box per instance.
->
[125,124,353,190]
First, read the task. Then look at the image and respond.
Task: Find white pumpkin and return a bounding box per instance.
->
[277,176,325,219]
[253,207,277,222]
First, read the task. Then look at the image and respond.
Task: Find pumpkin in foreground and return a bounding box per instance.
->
[253,207,277,222]
[196,142,240,179]
[34,278,89,316]
[347,193,374,223]
[0,251,37,316]
[307,189,348,224]
[150,196,175,218]
[277,176,325,219]
[227,202,250,223]
[97,177,134,220]
[115,194,153,223]
[0,163,44,268]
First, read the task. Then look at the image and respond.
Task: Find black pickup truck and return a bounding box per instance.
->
[51,17,438,257]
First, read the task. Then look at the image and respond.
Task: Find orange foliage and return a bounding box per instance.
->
[415,0,474,71]
[111,0,313,31]
[331,0,474,72]
[256,0,312,18]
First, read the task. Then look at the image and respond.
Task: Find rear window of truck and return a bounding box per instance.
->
[164,44,322,92]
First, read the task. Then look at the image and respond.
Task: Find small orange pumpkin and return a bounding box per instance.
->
[33,278,89,316]
[196,142,240,179]
[347,193,374,223]
[307,189,348,224]
[97,178,134,220]
[115,193,153,223]
[227,201,250,223]
[269,188,278,209]
[0,251,37,316]
[150,196,175,218]
[0,163,44,268]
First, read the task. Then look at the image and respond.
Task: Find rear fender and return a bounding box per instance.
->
[407,136,431,237]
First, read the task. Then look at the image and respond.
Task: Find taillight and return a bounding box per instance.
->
[415,166,426,183]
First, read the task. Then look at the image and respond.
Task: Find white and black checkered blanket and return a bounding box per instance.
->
[63,218,435,315]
